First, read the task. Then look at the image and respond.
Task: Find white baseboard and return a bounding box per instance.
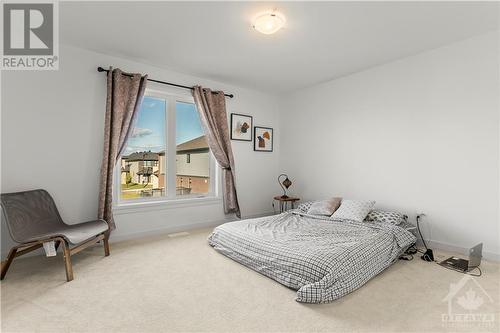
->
[1,212,275,259]
[426,239,499,262]
[109,219,222,243]
[108,211,274,244]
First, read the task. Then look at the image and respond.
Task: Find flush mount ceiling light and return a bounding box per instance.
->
[252,11,286,35]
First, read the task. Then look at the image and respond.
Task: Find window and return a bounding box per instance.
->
[176,101,210,197]
[117,91,217,204]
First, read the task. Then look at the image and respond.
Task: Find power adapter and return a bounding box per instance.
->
[421,249,434,262]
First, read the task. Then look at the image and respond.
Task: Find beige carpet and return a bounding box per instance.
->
[1,227,499,333]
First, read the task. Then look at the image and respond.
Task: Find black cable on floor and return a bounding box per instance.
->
[416,216,428,250]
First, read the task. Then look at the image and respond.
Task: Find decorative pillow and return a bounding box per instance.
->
[307,197,342,216]
[330,200,375,222]
[366,210,406,225]
[296,201,314,213]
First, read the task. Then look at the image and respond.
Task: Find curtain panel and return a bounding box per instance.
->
[98,68,148,230]
[193,86,241,218]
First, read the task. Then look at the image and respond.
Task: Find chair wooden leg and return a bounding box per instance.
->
[103,233,110,257]
[62,241,73,282]
[1,248,17,280]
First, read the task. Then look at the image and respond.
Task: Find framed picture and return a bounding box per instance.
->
[230,113,253,141]
[254,126,273,152]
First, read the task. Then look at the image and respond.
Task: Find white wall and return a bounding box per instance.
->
[279,31,500,259]
[1,44,280,256]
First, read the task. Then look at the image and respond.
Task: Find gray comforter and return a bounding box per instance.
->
[208,211,416,303]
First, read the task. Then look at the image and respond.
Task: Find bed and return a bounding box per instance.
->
[208,211,416,303]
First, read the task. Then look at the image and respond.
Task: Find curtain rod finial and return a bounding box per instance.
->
[97,66,106,72]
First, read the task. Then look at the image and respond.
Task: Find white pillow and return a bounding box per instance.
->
[331,200,376,222]
[307,197,342,216]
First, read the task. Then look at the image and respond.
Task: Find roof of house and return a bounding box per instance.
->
[136,167,154,176]
[123,136,209,160]
[123,151,159,162]
[176,135,209,154]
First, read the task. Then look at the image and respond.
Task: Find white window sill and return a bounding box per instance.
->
[113,196,222,215]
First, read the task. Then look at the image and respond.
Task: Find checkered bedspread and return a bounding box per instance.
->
[208,211,416,303]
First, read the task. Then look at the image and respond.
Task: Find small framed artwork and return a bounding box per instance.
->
[230,113,253,141]
[254,126,273,152]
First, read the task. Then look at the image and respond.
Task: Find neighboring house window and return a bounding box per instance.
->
[117,91,217,204]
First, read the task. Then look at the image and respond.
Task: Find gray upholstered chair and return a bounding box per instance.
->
[1,189,110,281]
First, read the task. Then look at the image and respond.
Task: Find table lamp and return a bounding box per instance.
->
[278,174,292,199]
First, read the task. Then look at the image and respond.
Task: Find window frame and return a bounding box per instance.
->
[113,88,221,210]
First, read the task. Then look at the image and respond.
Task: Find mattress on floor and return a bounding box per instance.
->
[208,211,416,303]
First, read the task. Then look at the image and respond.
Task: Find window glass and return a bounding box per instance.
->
[120,96,166,200]
[175,101,210,197]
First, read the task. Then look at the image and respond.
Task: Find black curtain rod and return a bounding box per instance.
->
[97,67,234,98]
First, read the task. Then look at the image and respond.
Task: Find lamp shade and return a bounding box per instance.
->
[282,177,292,189]
[278,174,292,198]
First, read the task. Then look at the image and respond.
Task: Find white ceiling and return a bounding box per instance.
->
[61,1,498,94]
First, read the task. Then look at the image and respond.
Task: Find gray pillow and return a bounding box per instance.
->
[307,197,342,216]
[331,199,375,222]
[365,210,406,225]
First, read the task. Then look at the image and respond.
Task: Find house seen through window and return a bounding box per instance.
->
[119,94,213,202]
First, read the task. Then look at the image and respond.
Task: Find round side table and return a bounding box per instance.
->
[273,196,300,213]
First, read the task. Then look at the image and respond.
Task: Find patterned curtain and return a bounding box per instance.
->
[98,68,148,230]
[193,86,241,218]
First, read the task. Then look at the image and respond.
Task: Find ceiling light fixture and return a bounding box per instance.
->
[252,11,286,35]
